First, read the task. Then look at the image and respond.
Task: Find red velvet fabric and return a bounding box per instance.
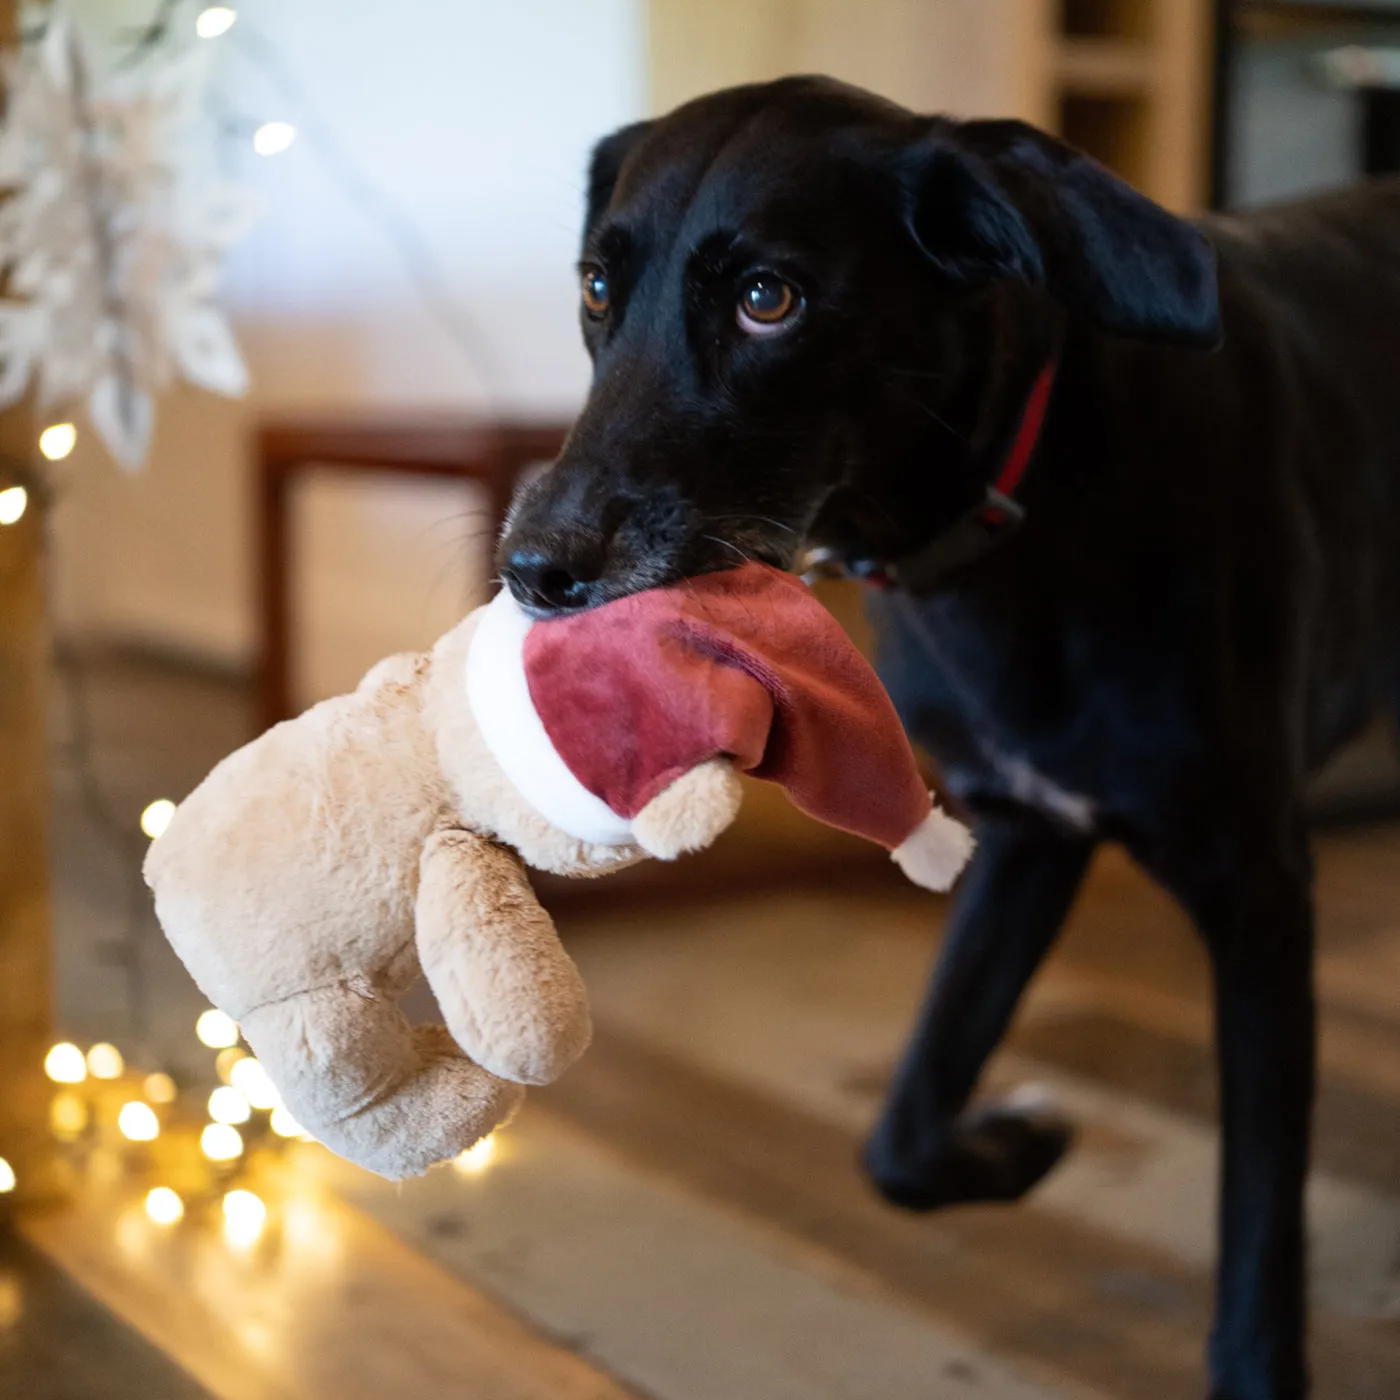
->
[521,563,932,849]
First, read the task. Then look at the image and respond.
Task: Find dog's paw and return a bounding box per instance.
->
[863,1092,1074,1211]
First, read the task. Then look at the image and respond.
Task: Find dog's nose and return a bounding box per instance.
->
[500,536,605,614]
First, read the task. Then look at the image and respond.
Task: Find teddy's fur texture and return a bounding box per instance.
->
[144,610,743,1180]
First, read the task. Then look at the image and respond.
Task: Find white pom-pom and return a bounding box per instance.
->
[891,803,975,892]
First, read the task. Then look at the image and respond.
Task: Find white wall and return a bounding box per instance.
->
[52,0,645,704]
[51,0,1034,705]
[647,0,1052,125]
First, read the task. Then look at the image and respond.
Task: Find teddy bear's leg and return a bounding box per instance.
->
[416,827,591,1087]
[239,983,523,1180]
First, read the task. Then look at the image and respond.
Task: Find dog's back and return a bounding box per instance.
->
[1199,180,1400,759]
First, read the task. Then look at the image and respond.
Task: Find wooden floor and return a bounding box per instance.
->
[18,653,1400,1398]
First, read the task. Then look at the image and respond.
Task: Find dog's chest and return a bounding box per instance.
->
[981,747,1098,834]
[866,587,1184,835]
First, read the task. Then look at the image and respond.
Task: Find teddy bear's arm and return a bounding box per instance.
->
[630,757,745,860]
[415,827,591,1087]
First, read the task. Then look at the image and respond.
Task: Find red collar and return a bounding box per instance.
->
[866,355,1058,591]
[980,357,1057,526]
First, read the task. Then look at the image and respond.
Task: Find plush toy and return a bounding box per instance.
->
[145,562,972,1179]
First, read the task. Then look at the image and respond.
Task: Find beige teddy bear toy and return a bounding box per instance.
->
[145,563,972,1179]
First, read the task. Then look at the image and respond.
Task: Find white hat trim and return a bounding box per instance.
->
[466,589,634,846]
[890,801,976,892]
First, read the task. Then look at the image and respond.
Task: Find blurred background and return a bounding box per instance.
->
[2,2,1400,1398]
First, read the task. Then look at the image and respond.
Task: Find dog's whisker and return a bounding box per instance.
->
[712,513,800,537]
[702,534,757,566]
[886,384,967,441]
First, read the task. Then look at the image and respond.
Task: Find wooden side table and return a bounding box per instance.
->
[254,414,570,732]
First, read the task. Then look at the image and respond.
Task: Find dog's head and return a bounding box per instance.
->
[499,76,1219,614]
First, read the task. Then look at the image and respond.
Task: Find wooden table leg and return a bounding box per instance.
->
[487,434,559,584]
[0,456,55,1206]
[486,470,516,586]
[255,454,293,733]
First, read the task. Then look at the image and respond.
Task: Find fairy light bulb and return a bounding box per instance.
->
[201,1122,243,1161]
[452,1134,497,1176]
[253,121,296,156]
[50,1091,88,1141]
[229,1057,279,1111]
[145,1187,184,1225]
[143,1072,178,1105]
[117,1101,160,1142]
[222,1190,266,1247]
[268,1105,303,1138]
[44,1043,87,1084]
[208,1085,251,1125]
[140,798,176,839]
[86,1043,124,1079]
[195,1008,239,1049]
[0,485,26,526]
[215,1047,246,1083]
[0,1158,15,1193]
[38,422,76,461]
[195,6,237,38]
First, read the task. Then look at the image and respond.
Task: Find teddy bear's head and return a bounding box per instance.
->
[424,605,740,879]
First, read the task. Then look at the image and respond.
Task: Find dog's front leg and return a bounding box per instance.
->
[1144,817,1315,1400]
[864,812,1095,1209]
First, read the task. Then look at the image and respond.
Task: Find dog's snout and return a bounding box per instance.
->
[500,533,606,615]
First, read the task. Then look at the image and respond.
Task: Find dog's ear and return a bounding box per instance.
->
[902,142,1045,288]
[585,120,656,235]
[903,119,1220,347]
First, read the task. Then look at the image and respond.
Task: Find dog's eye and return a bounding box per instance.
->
[580,266,610,318]
[737,276,800,335]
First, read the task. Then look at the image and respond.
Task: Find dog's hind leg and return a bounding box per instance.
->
[1134,809,1314,1400]
[863,811,1095,1210]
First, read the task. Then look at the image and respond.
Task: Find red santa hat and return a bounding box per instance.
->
[466,562,972,891]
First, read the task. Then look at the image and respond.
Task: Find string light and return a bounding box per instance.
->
[117,1101,160,1141]
[50,1091,88,1141]
[44,1042,87,1084]
[139,798,176,839]
[229,1057,279,1111]
[208,1085,251,1125]
[0,485,26,525]
[215,1047,246,1083]
[268,1105,303,1138]
[200,1123,243,1161]
[143,1072,178,1104]
[86,1042,124,1079]
[37,422,76,460]
[222,1189,266,1246]
[194,6,237,39]
[452,1134,497,1176]
[195,1009,239,1049]
[0,1158,14,1193]
[252,120,296,156]
[144,1187,184,1225]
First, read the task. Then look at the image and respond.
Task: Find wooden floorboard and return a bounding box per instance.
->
[1009,1007,1400,1195]
[545,1029,1209,1400]
[333,1111,1090,1400]
[540,1026,1400,1400]
[38,654,1400,1398]
[21,1163,638,1400]
[0,1228,212,1400]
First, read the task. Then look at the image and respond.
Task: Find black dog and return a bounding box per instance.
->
[498,76,1400,1400]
